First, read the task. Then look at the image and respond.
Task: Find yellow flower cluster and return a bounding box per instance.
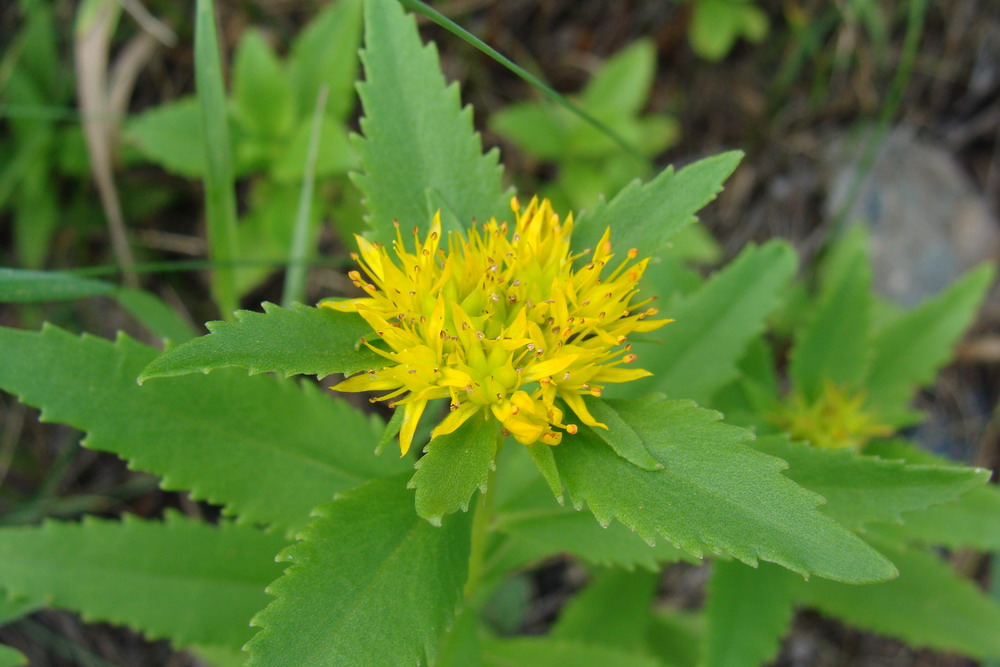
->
[771,382,893,450]
[325,197,668,455]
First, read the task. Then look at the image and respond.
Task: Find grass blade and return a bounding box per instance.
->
[194,0,239,318]
[280,86,328,308]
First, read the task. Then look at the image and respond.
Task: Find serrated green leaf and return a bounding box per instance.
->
[526,441,563,501]
[232,29,295,138]
[353,0,506,241]
[570,151,742,258]
[628,241,796,404]
[789,229,872,401]
[751,436,988,531]
[246,475,472,666]
[410,415,501,523]
[139,303,381,381]
[0,324,409,533]
[483,638,662,667]
[866,439,1000,550]
[0,513,286,649]
[552,397,896,583]
[880,485,1000,551]
[288,0,362,122]
[701,560,795,667]
[551,568,658,653]
[864,263,995,424]
[797,536,1000,659]
[0,644,26,666]
[125,97,206,178]
[583,397,661,470]
[490,449,687,571]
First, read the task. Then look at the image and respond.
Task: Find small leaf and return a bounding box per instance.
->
[552,397,896,583]
[797,536,1000,660]
[583,397,661,470]
[864,263,995,424]
[751,436,989,531]
[0,514,286,649]
[354,0,507,241]
[789,228,872,401]
[482,638,662,667]
[125,97,205,178]
[630,240,797,404]
[581,40,656,116]
[246,475,472,666]
[288,0,362,121]
[139,302,381,381]
[701,560,796,667]
[410,415,501,523]
[526,441,563,502]
[490,102,568,160]
[571,151,743,258]
[232,29,295,138]
[551,568,659,653]
[0,324,409,534]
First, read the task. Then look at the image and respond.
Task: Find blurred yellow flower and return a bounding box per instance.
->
[771,382,893,450]
[324,197,669,455]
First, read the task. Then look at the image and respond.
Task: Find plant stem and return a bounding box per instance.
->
[464,434,504,599]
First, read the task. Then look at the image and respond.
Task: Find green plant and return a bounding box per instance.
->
[0,2,997,665]
[687,0,769,61]
[490,39,678,212]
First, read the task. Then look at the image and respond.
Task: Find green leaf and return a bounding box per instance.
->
[570,151,742,258]
[139,303,382,381]
[701,560,795,667]
[880,485,1000,551]
[629,241,796,404]
[0,268,116,302]
[0,324,409,534]
[490,102,569,160]
[0,645,26,666]
[271,118,357,181]
[491,449,687,571]
[864,263,995,424]
[354,0,506,241]
[552,397,896,583]
[581,40,656,116]
[410,415,501,523]
[751,436,989,531]
[232,29,295,138]
[866,439,1000,550]
[797,536,1000,660]
[789,228,872,401]
[583,397,661,470]
[689,0,768,61]
[246,475,472,666]
[647,608,703,667]
[0,592,42,627]
[116,288,197,343]
[125,97,206,178]
[195,0,240,317]
[482,638,662,667]
[0,513,286,649]
[551,568,659,653]
[288,0,363,122]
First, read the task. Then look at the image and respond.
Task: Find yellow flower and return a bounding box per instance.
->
[770,382,893,450]
[324,197,670,455]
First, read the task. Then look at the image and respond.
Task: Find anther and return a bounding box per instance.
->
[623,354,638,363]
[566,424,579,435]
